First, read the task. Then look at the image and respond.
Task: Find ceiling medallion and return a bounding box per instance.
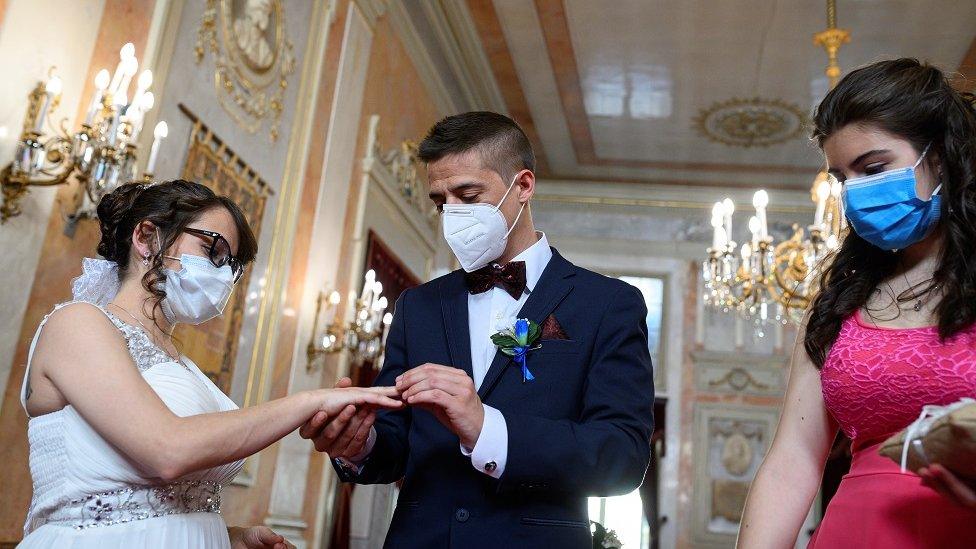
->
[694,97,807,148]
[195,0,296,142]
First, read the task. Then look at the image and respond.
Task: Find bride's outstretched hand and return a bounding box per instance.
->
[315,385,403,417]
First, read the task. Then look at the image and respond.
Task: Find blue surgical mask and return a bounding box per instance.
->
[842,144,942,251]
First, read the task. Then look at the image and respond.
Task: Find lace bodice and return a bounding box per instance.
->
[821,310,976,443]
[20,300,243,536]
[102,307,180,372]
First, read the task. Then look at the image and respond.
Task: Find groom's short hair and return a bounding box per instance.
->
[418,111,535,180]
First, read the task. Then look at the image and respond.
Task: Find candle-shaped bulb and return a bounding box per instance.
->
[722,198,735,216]
[364,269,376,283]
[113,92,127,108]
[752,189,769,209]
[383,312,393,326]
[139,91,155,112]
[120,42,136,60]
[814,178,831,227]
[145,121,167,173]
[714,226,728,249]
[376,296,388,311]
[122,56,138,76]
[34,75,61,131]
[826,234,839,250]
[741,243,752,260]
[95,69,111,90]
[830,176,842,199]
[817,180,831,201]
[748,216,761,236]
[373,281,383,296]
[153,121,168,139]
[137,69,153,90]
[45,76,63,96]
[711,202,724,226]
[328,290,341,305]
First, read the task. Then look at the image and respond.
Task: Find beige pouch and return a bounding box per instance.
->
[879,398,976,480]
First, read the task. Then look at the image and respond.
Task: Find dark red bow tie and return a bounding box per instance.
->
[464,261,527,300]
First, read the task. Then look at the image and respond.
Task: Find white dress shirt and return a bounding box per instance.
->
[346,234,552,480]
[460,232,552,479]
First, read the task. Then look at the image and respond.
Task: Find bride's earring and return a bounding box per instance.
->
[142,254,150,267]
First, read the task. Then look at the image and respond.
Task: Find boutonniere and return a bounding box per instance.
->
[490,318,541,383]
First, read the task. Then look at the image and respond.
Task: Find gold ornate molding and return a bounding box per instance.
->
[694,97,807,148]
[362,116,438,232]
[195,0,296,142]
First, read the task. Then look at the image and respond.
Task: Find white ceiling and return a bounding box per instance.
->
[483,0,976,190]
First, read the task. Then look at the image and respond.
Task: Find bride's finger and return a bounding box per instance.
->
[357,391,405,409]
[360,385,401,397]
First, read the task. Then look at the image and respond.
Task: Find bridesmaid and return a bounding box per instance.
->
[738,59,976,547]
[20,180,402,548]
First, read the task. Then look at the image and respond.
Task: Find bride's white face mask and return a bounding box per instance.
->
[155,231,236,326]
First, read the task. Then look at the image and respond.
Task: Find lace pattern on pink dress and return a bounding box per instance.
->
[821,310,976,443]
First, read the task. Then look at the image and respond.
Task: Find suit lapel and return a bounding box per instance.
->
[477,250,576,400]
[440,271,473,378]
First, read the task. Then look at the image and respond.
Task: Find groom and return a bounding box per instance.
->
[301,112,654,548]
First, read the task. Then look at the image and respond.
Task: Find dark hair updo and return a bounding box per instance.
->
[96,179,258,322]
[805,58,976,368]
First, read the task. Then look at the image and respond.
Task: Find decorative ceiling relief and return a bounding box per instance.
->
[694,97,807,148]
[195,0,296,142]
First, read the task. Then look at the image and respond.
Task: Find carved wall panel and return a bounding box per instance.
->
[693,350,786,397]
[692,403,778,547]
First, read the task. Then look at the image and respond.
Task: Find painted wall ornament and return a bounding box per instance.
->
[195,0,296,142]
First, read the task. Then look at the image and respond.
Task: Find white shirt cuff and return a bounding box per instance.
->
[460,404,508,479]
[337,426,376,473]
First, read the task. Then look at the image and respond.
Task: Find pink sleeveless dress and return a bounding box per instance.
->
[810,310,976,547]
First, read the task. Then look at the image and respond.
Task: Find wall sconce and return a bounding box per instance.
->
[0,43,168,223]
[306,269,393,373]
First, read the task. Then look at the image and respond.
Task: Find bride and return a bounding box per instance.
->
[18,180,402,548]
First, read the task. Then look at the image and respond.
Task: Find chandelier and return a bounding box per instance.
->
[701,0,851,336]
[0,43,169,223]
[701,178,845,334]
[306,269,393,372]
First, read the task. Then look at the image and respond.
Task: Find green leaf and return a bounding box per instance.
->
[499,347,516,357]
[527,321,541,345]
[491,333,518,349]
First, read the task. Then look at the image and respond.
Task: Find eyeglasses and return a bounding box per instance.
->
[182,227,245,283]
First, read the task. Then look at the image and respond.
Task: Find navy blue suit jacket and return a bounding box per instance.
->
[333,249,655,548]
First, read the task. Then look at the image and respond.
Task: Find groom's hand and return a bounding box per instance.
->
[299,377,376,460]
[397,364,484,448]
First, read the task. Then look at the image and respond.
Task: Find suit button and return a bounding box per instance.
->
[484,461,497,473]
[455,508,470,522]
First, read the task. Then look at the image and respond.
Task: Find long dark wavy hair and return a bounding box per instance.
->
[804,58,976,368]
[96,179,258,327]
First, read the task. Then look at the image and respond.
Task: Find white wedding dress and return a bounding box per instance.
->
[18,259,243,548]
